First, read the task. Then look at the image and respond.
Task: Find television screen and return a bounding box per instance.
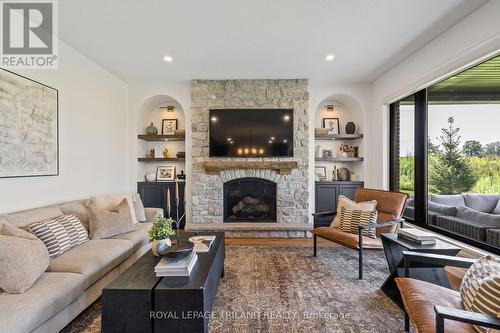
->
[209,109,293,157]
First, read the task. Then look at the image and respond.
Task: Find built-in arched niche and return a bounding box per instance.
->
[136,94,186,182]
[314,93,365,182]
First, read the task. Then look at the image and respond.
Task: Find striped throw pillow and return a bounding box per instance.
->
[460,255,500,333]
[338,207,378,239]
[29,213,89,259]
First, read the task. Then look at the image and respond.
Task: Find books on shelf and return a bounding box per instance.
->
[189,235,216,253]
[397,228,436,245]
[154,251,197,277]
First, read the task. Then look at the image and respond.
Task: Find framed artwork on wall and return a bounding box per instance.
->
[0,68,59,178]
[323,117,340,135]
[156,165,176,181]
[161,119,178,135]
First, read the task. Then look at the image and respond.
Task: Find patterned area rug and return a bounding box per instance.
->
[62,246,404,333]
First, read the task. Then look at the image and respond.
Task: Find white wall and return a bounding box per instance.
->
[369,0,500,189]
[0,40,128,213]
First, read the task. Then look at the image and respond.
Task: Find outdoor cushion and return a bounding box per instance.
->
[0,272,84,333]
[431,194,466,207]
[47,239,133,289]
[112,222,152,252]
[396,278,474,333]
[312,227,383,249]
[428,201,457,216]
[456,206,500,227]
[492,199,500,215]
[464,194,500,213]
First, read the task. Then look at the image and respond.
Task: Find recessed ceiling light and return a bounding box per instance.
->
[163,55,173,63]
[325,54,335,61]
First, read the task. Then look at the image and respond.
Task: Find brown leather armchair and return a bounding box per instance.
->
[397,251,500,333]
[312,188,408,279]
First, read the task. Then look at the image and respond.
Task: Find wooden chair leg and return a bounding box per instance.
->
[313,235,317,257]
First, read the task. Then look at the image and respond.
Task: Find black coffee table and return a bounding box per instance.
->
[380,232,461,307]
[101,231,225,333]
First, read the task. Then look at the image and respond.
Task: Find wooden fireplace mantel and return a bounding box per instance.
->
[203,161,299,175]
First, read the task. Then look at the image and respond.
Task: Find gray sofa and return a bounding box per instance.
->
[403,194,500,247]
[0,196,163,333]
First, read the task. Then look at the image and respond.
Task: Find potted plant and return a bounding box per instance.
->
[148,216,175,257]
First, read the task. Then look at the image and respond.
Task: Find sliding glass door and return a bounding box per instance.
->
[390,55,500,252]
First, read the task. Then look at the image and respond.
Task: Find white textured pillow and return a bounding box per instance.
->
[331,195,377,227]
[132,193,147,222]
[0,219,49,293]
[86,194,138,224]
[460,255,500,333]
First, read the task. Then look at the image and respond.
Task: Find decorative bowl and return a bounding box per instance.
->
[160,240,194,260]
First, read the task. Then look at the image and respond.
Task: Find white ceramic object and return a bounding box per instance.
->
[145,172,156,182]
[151,238,172,257]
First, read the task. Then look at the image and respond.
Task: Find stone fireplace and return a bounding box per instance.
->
[223,178,277,223]
[189,79,310,236]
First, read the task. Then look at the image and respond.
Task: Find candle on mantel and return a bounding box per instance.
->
[166,187,171,217]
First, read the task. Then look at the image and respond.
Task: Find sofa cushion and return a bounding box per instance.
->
[112,222,152,252]
[464,194,500,213]
[88,198,137,239]
[0,272,84,333]
[431,194,465,207]
[0,220,49,293]
[47,239,133,289]
[330,195,377,227]
[312,227,383,249]
[86,193,139,224]
[460,256,500,333]
[1,206,63,230]
[456,206,500,227]
[29,213,89,259]
[57,200,91,231]
[428,201,457,216]
[133,193,147,222]
[395,277,474,333]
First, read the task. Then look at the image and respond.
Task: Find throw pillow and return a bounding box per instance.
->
[132,193,147,222]
[86,194,139,224]
[464,194,500,213]
[29,213,89,259]
[428,201,457,216]
[331,195,377,227]
[88,198,136,239]
[338,207,378,239]
[0,219,49,293]
[460,255,500,333]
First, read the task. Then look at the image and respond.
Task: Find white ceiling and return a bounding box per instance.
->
[59,0,488,84]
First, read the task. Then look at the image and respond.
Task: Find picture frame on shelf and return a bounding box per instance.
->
[314,166,326,181]
[322,149,333,159]
[156,165,176,181]
[323,117,340,135]
[161,119,178,135]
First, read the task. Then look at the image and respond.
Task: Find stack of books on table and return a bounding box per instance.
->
[189,235,216,253]
[397,228,437,245]
[154,251,197,277]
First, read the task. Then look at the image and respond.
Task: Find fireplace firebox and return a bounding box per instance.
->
[223,177,277,222]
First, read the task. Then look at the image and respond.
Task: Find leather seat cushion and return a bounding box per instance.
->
[395,278,475,333]
[312,227,383,249]
[47,239,133,289]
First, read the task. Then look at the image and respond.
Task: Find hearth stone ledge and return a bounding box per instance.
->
[185,222,313,238]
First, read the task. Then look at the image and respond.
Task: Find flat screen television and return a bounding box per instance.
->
[209,109,293,157]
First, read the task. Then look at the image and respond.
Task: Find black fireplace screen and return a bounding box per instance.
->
[223,177,277,222]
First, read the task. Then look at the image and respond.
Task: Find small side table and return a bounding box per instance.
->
[380,232,461,308]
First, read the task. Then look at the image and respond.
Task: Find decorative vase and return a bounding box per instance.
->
[341,151,348,158]
[177,170,186,180]
[146,122,158,135]
[163,147,168,158]
[337,168,351,181]
[345,122,356,134]
[151,238,172,257]
[145,172,156,182]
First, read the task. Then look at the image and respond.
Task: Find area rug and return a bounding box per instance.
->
[61,247,404,333]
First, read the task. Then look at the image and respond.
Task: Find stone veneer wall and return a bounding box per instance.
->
[191,79,309,228]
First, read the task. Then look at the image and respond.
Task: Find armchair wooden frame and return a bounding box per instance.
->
[312,211,405,279]
[402,251,500,333]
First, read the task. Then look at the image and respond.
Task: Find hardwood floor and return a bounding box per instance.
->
[225,237,341,248]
